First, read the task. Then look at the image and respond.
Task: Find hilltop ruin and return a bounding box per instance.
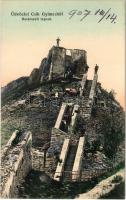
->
[1,40,125,198]
[28,41,88,84]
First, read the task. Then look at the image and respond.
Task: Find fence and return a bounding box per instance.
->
[51,167,112,182]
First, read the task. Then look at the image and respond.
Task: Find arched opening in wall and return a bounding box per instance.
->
[66,50,71,56]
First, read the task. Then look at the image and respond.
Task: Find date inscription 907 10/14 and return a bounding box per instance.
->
[68,8,117,24]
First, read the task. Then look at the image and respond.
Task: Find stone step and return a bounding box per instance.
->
[63,144,78,180]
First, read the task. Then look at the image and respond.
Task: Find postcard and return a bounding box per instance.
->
[0,0,125,199]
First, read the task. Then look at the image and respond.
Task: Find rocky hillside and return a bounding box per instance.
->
[1,78,124,163]
[1,45,125,171]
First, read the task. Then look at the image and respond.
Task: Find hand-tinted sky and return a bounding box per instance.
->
[0,0,125,107]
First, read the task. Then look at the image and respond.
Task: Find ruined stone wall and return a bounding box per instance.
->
[72,137,85,181]
[50,127,68,148]
[1,130,19,158]
[32,148,44,171]
[88,73,98,107]
[71,49,87,62]
[1,131,32,198]
[54,138,70,181]
[26,46,88,84]
[52,46,66,78]
[28,68,40,85]
[71,49,87,77]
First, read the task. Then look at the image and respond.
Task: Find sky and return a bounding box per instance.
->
[0,0,125,107]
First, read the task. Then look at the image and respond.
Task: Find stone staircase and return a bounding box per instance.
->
[51,73,99,182]
[63,141,78,181]
[80,81,92,119]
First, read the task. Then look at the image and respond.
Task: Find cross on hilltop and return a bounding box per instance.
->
[56,37,61,47]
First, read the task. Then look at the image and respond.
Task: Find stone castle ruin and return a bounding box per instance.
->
[1,39,124,198]
[28,39,88,85]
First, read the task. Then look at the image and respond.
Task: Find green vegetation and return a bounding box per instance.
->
[1,123,16,146]
[1,120,24,146]
[100,111,124,159]
[97,162,125,183]
[100,181,125,199]
[112,175,123,183]
[86,140,101,153]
